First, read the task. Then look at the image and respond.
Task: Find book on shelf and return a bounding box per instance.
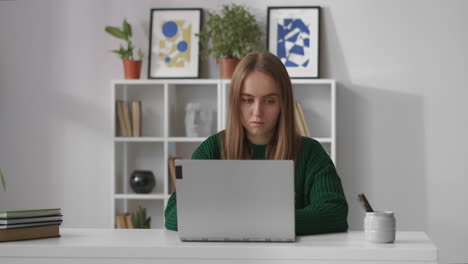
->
[0,208,61,219]
[116,213,126,228]
[126,214,134,228]
[116,100,142,137]
[116,100,132,137]
[131,100,142,137]
[116,101,127,137]
[116,213,136,229]
[116,213,132,229]
[122,101,132,137]
[293,102,305,136]
[0,224,60,242]
[294,101,310,137]
[297,102,310,136]
[168,157,181,194]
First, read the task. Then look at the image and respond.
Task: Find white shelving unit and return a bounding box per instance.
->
[110,78,336,229]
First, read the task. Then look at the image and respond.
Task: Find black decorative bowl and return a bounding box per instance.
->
[130,170,156,194]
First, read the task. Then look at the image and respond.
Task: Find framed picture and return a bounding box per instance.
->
[148,8,202,79]
[267,6,321,78]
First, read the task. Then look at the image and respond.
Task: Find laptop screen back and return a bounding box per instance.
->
[175,160,295,242]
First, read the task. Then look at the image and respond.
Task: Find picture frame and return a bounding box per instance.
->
[148,8,202,79]
[267,6,321,78]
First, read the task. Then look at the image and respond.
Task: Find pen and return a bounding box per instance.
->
[357,193,374,212]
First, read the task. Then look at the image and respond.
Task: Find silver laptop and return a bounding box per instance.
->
[175,159,295,242]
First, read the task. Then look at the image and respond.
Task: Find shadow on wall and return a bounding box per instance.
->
[337,86,426,232]
[319,6,427,232]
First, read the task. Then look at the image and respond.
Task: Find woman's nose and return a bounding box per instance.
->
[252,101,262,117]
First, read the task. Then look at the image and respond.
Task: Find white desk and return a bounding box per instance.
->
[0,228,437,264]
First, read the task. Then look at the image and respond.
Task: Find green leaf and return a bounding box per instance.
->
[105,19,142,61]
[131,214,136,227]
[126,41,134,60]
[144,217,151,229]
[198,4,261,59]
[137,49,144,60]
[0,168,5,192]
[123,19,132,38]
[131,206,151,228]
[105,26,127,40]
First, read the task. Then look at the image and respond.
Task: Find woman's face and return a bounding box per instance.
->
[240,71,281,145]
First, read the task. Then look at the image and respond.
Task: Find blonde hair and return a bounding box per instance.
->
[222,51,299,161]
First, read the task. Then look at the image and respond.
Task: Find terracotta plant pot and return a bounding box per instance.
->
[123,60,142,79]
[219,58,240,79]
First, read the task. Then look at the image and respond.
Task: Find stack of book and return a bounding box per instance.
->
[294,101,310,137]
[0,208,62,242]
[116,100,142,137]
[115,213,133,229]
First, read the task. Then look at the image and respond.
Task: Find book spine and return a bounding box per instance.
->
[122,101,132,137]
[126,214,134,229]
[131,101,141,137]
[168,157,179,194]
[294,102,306,136]
[296,102,310,137]
[116,101,126,137]
[116,214,127,228]
[0,225,60,242]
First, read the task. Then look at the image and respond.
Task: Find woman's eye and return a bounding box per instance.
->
[265,98,276,104]
[242,98,253,103]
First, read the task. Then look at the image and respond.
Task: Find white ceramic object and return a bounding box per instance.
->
[364,211,396,243]
[185,103,214,137]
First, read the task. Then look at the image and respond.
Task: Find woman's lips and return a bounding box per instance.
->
[251,121,264,125]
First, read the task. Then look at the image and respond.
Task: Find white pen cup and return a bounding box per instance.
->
[364,211,396,243]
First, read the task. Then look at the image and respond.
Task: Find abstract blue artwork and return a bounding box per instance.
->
[268,7,320,78]
[277,18,310,68]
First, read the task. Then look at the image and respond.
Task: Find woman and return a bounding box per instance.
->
[165,51,348,235]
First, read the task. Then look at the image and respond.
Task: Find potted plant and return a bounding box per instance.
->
[131,206,151,229]
[198,4,261,79]
[105,19,144,79]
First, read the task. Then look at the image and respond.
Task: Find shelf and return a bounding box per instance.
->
[113,137,207,142]
[114,137,165,142]
[221,79,335,85]
[114,194,167,200]
[165,79,219,85]
[112,79,166,85]
[167,137,207,142]
[113,79,334,86]
[112,79,219,85]
[291,79,335,85]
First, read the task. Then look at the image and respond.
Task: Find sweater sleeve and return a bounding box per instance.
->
[164,133,221,231]
[295,158,349,235]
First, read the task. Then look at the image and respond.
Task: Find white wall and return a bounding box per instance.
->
[1,0,467,263]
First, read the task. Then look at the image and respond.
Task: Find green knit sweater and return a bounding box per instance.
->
[164,131,348,235]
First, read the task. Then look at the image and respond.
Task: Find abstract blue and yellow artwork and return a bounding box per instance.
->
[268,7,320,78]
[149,9,201,78]
[159,20,192,68]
